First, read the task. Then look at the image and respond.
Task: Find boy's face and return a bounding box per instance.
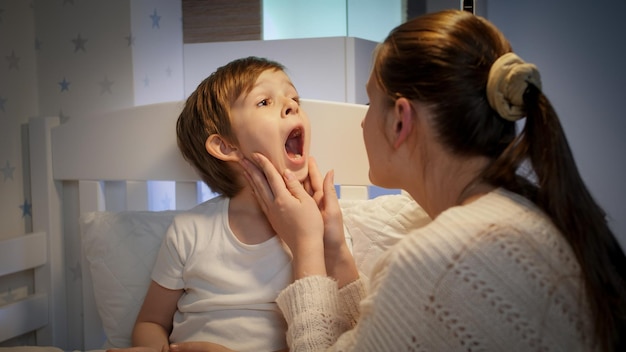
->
[231,69,311,181]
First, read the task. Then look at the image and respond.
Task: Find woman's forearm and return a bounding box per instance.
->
[291,238,327,280]
[325,243,359,288]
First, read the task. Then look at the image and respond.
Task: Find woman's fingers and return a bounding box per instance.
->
[323,169,340,211]
[307,156,325,205]
[250,153,293,200]
[249,152,313,203]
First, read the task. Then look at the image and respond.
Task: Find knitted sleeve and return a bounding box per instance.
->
[276,276,351,351]
[338,277,366,327]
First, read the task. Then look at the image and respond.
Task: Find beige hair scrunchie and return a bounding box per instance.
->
[487,52,542,121]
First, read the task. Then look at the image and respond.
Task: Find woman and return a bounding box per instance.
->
[242,9,626,352]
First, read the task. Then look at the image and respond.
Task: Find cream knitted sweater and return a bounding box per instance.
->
[277,188,595,351]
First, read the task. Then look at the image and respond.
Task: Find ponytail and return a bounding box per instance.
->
[522,85,626,351]
[484,50,626,349]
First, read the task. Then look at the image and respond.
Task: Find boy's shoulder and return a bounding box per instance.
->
[174,195,228,221]
[166,196,230,239]
[190,195,227,211]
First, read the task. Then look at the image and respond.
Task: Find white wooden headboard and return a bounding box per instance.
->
[0,99,370,350]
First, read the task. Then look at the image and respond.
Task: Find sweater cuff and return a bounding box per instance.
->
[277,275,339,323]
[338,277,366,327]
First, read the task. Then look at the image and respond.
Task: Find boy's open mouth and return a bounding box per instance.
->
[285,127,304,159]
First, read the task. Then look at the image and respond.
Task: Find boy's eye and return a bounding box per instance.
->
[257,99,269,107]
[292,97,300,105]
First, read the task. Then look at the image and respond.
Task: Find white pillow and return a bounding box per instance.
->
[341,192,431,279]
[80,210,181,348]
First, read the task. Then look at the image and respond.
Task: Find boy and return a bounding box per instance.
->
[129,56,310,352]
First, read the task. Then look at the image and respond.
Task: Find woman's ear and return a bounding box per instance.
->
[205,134,241,161]
[391,97,414,149]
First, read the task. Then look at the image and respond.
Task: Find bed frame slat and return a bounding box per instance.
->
[0,293,49,342]
[0,232,46,276]
[125,181,149,211]
[78,180,107,348]
[51,102,197,182]
[175,181,199,210]
[29,116,67,347]
[0,232,49,342]
[339,185,369,200]
[304,99,370,189]
[78,180,106,213]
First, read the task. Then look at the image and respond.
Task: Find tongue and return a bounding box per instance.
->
[285,137,300,157]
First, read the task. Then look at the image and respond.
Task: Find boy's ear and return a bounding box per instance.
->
[391,97,414,149]
[205,134,240,161]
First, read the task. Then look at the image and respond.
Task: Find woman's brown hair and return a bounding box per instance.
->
[374,9,625,351]
[176,56,285,197]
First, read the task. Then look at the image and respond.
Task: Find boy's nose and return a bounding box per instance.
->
[283,98,299,117]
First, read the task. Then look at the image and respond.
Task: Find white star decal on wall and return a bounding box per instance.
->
[99,76,113,94]
[59,77,70,92]
[72,34,88,52]
[6,50,20,70]
[1,160,15,181]
[150,8,161,28]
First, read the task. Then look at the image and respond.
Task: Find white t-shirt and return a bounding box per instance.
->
[152,196,291,352]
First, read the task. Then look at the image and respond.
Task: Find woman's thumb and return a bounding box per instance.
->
[283,169,308,199]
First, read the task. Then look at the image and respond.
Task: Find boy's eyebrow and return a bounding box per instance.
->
[249,79,298,94]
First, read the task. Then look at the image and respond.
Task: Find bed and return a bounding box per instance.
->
[0,99,429,351]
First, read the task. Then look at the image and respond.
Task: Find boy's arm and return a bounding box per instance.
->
[132,280,183,351]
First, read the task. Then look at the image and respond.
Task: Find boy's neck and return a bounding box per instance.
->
[228,188,277,245]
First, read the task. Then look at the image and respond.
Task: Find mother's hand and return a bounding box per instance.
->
[302,157,345,252]
[240,153,327,279]
[305,158,359,287]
